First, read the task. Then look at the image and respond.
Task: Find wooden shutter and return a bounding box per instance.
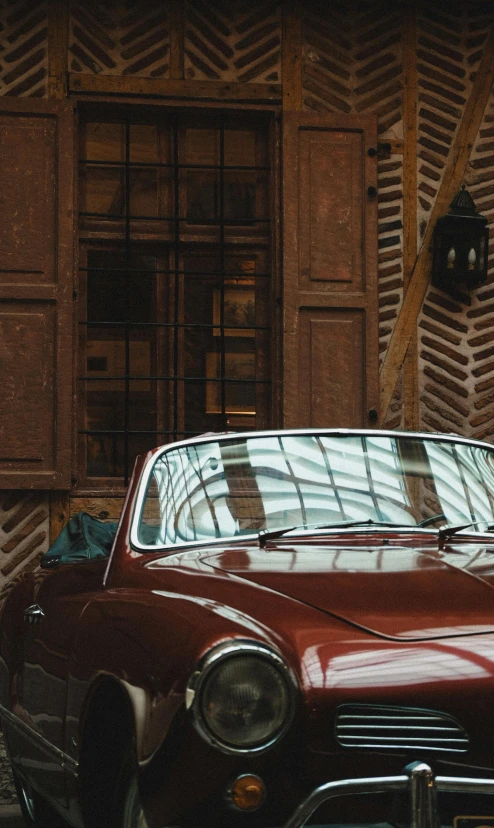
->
[283,113,378,428]
[0,99,74,488]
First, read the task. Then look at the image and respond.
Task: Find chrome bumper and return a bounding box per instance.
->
[282,761,494,828]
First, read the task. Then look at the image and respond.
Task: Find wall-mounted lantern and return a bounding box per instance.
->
[432,185,489,293]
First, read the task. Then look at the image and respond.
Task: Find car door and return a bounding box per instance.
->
[13,560,106,803]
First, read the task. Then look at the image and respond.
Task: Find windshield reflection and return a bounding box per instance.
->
[136,432,494,548]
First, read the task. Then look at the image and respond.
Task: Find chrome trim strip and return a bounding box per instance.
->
[283,772,409,828]
[129,427,494,553]
[338,724,459,730]
[186,639,298,756]
[438,774,494,793]
[0,704,78,777]
[136,525,437,556]
[339,735,466,741]
[339,714,447,720]
[282,762,494,828]
[334,743,468,752]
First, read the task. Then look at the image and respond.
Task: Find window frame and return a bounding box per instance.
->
[74,101,281,495]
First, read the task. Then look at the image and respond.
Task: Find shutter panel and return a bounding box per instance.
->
[283,112,378,428]
[0,99,74,488]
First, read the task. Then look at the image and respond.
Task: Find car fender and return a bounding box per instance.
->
[66,586,282,766]
[0,572,36,710]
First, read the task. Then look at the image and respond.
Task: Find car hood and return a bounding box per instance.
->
[200,542,494,640]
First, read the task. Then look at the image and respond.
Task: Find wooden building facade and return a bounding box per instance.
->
[0,0,493,583]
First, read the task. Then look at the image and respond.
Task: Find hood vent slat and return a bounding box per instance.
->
[335,705,469,753]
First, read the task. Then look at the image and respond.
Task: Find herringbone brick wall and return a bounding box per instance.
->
[417,5,493,437]
[0,492,49,582]
[184,0,281,82]
[68,1,282,83]
[416,5,489,228]
[0,0,48,96]
[302,1,403,131]
[69,1,170,77]
[418,82,494,440]
[464,94,494,442]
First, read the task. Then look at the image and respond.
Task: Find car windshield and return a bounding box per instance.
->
[134,432,494,549]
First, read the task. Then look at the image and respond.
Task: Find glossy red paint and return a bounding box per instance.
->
[2,431,494,827]
[200,542,494,639]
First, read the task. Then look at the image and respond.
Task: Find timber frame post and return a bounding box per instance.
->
[402,4,418,431]
[169,0,185,81]
[282,0,303,112]
[48,0,71,538]
[48,0,69,100]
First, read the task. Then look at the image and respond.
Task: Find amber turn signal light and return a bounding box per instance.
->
[228,774,266,811]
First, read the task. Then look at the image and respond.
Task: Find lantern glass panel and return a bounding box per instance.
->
[432,212,489,292]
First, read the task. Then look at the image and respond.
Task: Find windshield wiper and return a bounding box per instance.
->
[437,521,492,546]
[258,519,412,548]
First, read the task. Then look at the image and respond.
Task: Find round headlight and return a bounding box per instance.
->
[189,643,296,753]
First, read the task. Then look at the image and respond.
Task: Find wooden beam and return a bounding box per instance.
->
[403,331,419,430]
[402,5,418,293]
[402,5,418,429]
[379,23,494,422]
[48,0,69,99]
[70,497,124,521]
[169,0,185,81]
[50,492,70,544]
[69,73,282,102]
[282,1,303,111]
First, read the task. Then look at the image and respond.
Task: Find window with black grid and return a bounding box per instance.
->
[78,108,274,487]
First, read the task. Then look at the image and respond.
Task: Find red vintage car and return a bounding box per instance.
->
[2,429,494,828]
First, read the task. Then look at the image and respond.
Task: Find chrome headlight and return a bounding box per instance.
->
[186,641,297,754]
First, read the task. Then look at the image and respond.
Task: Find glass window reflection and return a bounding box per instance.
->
[136,433,494,547]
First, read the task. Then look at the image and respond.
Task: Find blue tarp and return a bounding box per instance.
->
[41,512,118,567]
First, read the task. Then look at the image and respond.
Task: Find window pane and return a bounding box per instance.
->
[129,168,158,217]
[180,252,263,435]
[87,252,155,323]
[185,128,217,165]
[224,172,257,220]
[82,167,125,216]
[185,128,267,224]
[130,124,158,163]
[224,130,256,166]
[83,251,159,478]
[186,171,218,221]
[83,122,125,161]
[86,398,125,477]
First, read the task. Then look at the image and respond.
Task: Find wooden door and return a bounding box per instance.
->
[0,99,74,489]
[283,112,379,428]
